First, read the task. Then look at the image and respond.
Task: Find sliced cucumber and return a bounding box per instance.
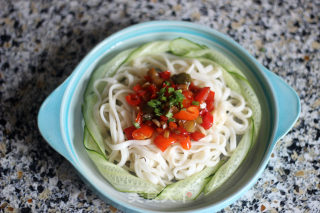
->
[156,160,225,201]
[85,131,163,198]
[124,40,171,63]
[83,126,104,156]
[170,37,207,56]
[203,121,253,194]
[83,48,135,156]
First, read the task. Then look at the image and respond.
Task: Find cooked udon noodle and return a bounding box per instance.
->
[93,53,252,186]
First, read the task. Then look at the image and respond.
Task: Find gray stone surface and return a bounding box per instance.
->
[0,0,319,212]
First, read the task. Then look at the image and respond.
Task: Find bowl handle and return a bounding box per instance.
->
[37,77,74,162]
[260,66,301,142]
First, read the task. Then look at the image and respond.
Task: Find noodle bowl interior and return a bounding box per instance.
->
[94,53,252,186]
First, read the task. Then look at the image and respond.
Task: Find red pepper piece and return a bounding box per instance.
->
[133,84,142,92]
[171,133,191,150]
[182,90,193,108]
[169,121,178,130]
[132,125,154,140]
[123,126,136,140]
[159,70,171,80]
[135,111,142,125]
[148,84,158,99]
[176,126,189,136]
[174,106,199,121]
[190,131,205,141]
[201,112,213,130]
[195,87,211,103]
[125,94,141,106]
[154,135,176,152]
[160,115,168,122]
[189,82,200,92]
[206,91,215,112]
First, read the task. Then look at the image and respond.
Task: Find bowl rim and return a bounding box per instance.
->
[59,21,278,212]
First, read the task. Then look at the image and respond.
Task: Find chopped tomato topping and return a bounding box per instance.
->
[171,133,191,150]
[123,126,136,140]
[159,71,171,80]
[132,125,154,140]
[190,131,205,141]
[133,84,142,92]
[154,135,176,152]
[174,106,199,120]
[182,90,193,108]
[156,127,164,133]
[189,82,200,92]
[160,115,168,122]
[195,87,210,103]
[125,94,141,106]
[176,126,189,136]
[201,112,213,130]
[206,91,215,112]
[135,111,142,125]
[148,84,157,99]
[126,69,216,150]
[169,121,177,130]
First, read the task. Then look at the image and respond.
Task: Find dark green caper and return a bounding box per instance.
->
[171,73,191,84]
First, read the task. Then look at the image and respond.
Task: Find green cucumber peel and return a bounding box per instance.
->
[204,120,254,195]
[83,48,135,156]
[83,126,104,156]
[84,128,163,197]
[169,37,207,56]
[156,160,225,201]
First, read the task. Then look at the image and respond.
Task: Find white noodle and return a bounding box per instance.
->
[93,53,252,186]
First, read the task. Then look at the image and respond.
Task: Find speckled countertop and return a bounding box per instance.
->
[0,0,319,212]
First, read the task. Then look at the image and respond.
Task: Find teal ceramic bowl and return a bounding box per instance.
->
[38,21,300,212]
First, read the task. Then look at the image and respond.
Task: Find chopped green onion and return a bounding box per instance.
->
[165,111,173,118]
[168,118,176,122]
[164,81,171,86]
[133,122,140,129]
[168,87,175,93]
[148,99,161,108]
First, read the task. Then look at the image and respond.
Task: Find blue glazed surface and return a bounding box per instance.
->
[37,21,300,213]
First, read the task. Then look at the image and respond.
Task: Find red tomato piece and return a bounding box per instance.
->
[156,127,164,133]
[135,111,142,125]
[195,87,211,103]
[125,94,141,106]
[123,126,136,140]
[206,91,215,112]
[176,126,189,136]
[201,112,214,130]
[133,84,142,92]
[171,133,191,150]
[148,84,157,99]
[160,115,168,122]
[132,125,154,140]
[190,131,205,141]
[154,135,176,152]
[174,106,199,121]
[189,82,200,92]
[169,121,178,130]
[159,71,171,80]
[200,108,208,116]
[182,90,193,108]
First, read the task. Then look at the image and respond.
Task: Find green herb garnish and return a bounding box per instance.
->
[133,122,140,129]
